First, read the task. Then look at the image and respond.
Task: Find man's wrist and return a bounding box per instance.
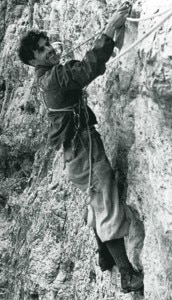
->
[104,24,116,39]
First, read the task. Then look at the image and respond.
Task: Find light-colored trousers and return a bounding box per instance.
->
[64,127,129,242]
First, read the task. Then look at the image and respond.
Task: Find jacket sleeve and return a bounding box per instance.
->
[50,34,115,91]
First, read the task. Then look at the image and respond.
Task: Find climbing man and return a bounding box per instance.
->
[18,2,144,294]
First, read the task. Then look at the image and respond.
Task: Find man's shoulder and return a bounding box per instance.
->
[36,59,82,90]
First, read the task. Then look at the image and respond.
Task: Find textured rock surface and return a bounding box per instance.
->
[0,0,172,299]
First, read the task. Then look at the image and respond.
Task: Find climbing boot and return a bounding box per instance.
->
[120,268,144,294]
[97,247,116,272]
[93,229,115,271]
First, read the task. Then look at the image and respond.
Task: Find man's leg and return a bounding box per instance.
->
[64,130,143,293]
[105,238,144,293]
[88,130,143,293]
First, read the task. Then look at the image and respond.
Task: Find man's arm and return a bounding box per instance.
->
[48,4,130,91]
[51,35,114,90]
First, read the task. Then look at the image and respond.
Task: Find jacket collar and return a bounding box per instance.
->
[35,65,52,78]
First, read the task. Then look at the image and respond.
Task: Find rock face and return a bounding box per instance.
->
[0,0,172,299]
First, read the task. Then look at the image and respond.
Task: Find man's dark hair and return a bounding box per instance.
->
[18,30,49,65]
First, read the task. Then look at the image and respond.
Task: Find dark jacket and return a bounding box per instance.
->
[35,34,115,150]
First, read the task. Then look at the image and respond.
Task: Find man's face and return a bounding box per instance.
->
[30,38,61,67]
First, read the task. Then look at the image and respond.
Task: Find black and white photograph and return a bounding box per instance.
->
[0,0,172,299]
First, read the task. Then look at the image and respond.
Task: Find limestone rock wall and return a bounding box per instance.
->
[0,0,172,299]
